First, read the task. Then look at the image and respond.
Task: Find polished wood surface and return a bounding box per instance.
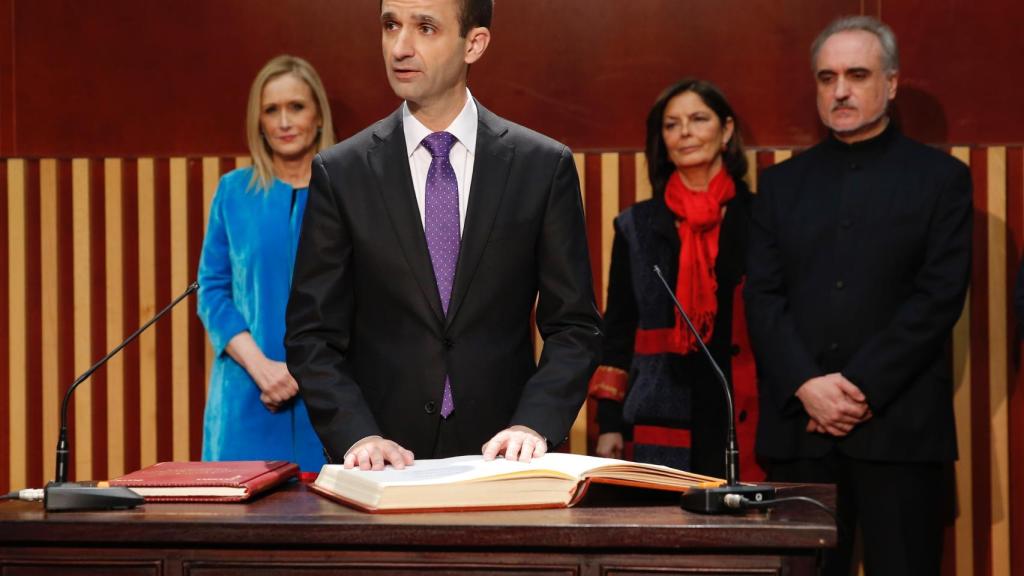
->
[1,482,833,574]
[1,482,834,549]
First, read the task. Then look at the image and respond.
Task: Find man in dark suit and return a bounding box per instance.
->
[744,16,971,575]
[285,0,601,471]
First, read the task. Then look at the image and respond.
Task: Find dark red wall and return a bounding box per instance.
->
[1,0,1021,157]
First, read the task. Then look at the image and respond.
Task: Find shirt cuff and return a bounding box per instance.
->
[588,365,628,402]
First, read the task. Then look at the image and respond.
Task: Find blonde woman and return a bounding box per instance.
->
[197,55,335,471]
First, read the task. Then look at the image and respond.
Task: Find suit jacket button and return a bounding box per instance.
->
[443,338,455,349]
[738,410,748,423]
[829,342,839,352]
[835,280,845,290]
[424,401,437,414]
[730,344,741,357]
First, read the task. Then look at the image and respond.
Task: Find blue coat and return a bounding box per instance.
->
[197,167,325,471]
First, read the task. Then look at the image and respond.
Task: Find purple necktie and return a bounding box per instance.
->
[422,131,459,418]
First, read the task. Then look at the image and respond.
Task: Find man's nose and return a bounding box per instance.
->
[392,29,415,58]
[834,77,851,99]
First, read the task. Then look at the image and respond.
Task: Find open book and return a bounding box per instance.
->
[310,453,724,513]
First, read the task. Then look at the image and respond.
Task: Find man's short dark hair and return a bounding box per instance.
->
[379,0,493,37]
[457,0,493,37]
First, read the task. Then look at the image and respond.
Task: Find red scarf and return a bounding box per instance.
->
[662,168,735,353]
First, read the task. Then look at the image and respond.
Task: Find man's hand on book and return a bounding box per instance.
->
[344,436,415,470]
[482,425,547,462]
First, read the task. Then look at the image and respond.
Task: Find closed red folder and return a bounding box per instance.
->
[108,460,299,502]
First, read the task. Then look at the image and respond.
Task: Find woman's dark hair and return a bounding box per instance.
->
[645,78,748,197]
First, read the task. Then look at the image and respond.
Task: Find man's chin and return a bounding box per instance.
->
[387,80,419,102]
[828,115,862,131]
[831,122,889,144]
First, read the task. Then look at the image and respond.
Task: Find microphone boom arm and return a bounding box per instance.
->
[54,281,199,484]
[651,265,739,486]
[651,265,775,516]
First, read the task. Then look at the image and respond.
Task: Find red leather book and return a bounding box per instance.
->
[108,460,299,502]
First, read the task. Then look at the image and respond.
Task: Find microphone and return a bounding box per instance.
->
[45,281,199,511]
[651,265,775,513]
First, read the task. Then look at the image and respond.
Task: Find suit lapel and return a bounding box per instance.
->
[445,103,514,328]
[368,108,445,325]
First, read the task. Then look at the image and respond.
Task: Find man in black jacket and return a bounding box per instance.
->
[744,16,971,575]
[285,0,601,471]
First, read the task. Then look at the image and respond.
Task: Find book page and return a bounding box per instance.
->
[323,454,582,488]
[312,453,725,511]
[316,453,723,497]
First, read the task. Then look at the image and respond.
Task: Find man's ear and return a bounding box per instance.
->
[464,26,491,65]
[887,70,899,100]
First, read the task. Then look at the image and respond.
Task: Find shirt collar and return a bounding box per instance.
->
[402,88,478,157]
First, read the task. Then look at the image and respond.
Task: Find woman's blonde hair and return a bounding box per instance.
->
[245,55,336,191]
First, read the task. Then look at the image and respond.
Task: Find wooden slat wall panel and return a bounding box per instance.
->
[170,157,189,462]
[56,160,75,479]
[971,148,994,576]
[154,158,172,464]
[187,158,206,461]
[1007,147,1024,576]
[5,159,22,492]
[88,158,108,481]
[121,159,141,476]
[0,159,8,494]
[71,158,93,479]
[951,146,975,576]
[987,147,1010,576]
[0,148,1020,575]
[23,160,42,489]
[104,158,125,479]
[137,158,157,469]
[39,159,59,483]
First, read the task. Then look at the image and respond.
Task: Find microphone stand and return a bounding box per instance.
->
[44,281,199,511]
[651,266,775,513]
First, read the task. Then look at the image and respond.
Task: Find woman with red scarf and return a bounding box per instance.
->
[589,79,764,480]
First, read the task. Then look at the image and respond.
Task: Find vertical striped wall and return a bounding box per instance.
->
[2,149,1022,575]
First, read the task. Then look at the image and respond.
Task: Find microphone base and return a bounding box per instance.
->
[44,481,145,512]
[680,483,776,514]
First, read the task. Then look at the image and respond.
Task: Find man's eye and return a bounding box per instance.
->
[420,24,435,34]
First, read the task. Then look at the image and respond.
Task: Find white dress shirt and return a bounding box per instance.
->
[402,89,478,235]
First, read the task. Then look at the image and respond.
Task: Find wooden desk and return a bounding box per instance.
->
[0,482,834,575]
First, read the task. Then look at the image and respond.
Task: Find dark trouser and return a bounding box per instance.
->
[768,451,949,576]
